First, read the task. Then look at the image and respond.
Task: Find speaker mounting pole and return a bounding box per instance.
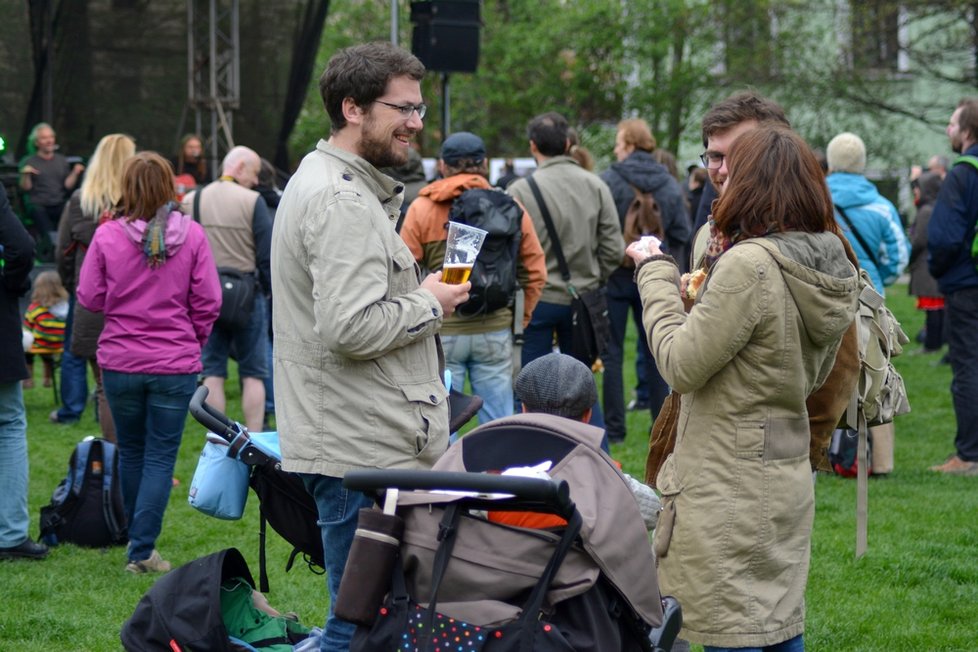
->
[390,0,399,46]
[441,73,451,139]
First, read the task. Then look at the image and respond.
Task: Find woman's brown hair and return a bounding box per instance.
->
[119,152,176,221]
[712,125,837,240]
[176,133,206,180]
[617,118,656,153]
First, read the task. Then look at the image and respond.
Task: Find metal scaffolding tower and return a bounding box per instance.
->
[187,0,239,178]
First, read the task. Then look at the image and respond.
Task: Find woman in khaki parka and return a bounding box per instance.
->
[625,126,860,651]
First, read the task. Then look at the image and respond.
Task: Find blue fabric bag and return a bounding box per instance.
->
[188,434,251,520]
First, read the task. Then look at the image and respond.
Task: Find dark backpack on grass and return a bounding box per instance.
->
[448,187,523,319]
[39,437,128,547]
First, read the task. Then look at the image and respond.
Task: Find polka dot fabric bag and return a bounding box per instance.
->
[351,504,581,651]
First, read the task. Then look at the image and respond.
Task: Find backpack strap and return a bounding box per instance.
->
[99,440,115,494]
[98,440,127,543]
[191,184,207,223]
[845,392,871,558]
[955,157,978,262]
[258,511,270,593]
[834,205,882,273]
[954,154,978,172]
[71,440,93,497]
[525,176,575,295]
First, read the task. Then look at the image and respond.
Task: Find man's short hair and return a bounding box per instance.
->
[29,122,54,146]
[319,42,425,133]
[701,91,789,147]
[956,97,978,145]
[514,353,597,420]
[617,118,656,153]
[527,112,570,157]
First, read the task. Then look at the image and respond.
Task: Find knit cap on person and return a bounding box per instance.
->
[826,132,866,174]
[515,353,596,420]
[440,131,486,166]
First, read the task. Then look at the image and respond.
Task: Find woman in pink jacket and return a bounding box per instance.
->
[78,152,221,573]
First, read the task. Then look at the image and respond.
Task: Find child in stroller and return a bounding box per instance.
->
[341,410,681,651]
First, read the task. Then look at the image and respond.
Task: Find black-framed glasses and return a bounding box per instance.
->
[699,151,725,169]
[374,100,427,119]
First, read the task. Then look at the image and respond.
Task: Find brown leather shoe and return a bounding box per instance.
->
[929,455,978,475]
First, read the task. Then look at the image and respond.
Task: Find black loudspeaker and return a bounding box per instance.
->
[410,1,481,73]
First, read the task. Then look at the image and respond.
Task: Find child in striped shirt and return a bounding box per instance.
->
[23,270,68,389]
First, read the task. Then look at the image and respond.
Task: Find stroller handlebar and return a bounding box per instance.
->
[188,385,241,441]
[343,469,575,518]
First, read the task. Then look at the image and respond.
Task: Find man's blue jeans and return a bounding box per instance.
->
[301,474,374,652]
[946,287,978,461]
[55,297,89,422]
[520,300,604,429]
[0,382,29,547]
[443,329,514,424]
[102,370,196,562]
[704,633,804,652]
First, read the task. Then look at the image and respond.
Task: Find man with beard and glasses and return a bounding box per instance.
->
[928,98,978,476]
[270,42,470,652]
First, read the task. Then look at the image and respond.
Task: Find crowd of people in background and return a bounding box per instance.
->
[3,37,978,652]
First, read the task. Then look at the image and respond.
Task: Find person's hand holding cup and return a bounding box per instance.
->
[442,222,487,284]
[420,222,488,316]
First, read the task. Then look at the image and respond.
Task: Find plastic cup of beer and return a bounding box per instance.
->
[443,222,487,284]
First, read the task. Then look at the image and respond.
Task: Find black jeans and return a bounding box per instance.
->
[924,308,946,351]
[946,287,978,461]
[29,203,63,262]
[602,270,669,440]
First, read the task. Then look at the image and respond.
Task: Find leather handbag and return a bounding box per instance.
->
[644,391,681,488]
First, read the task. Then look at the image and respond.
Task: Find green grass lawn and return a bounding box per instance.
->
[2,283,975,650]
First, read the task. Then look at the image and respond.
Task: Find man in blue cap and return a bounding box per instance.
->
[401,131,546,425]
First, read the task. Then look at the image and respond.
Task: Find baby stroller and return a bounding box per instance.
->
[186,384,486,591]
[340,412,682,651]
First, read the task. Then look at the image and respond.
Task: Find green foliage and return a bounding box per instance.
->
[3,285,976,650]
[288,0,972,169]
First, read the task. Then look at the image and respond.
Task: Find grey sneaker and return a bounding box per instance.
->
[126,549,172,574]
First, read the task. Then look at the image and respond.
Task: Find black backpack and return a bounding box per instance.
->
[447,187,522,319]
[39,437,128,547]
